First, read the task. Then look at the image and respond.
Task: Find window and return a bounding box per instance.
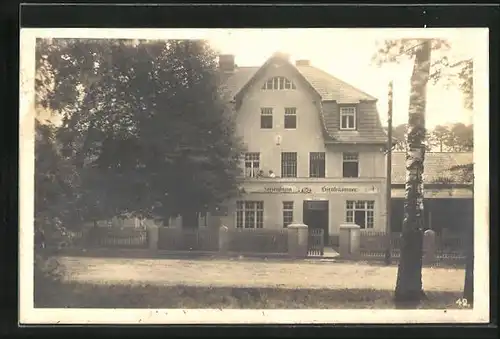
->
[236,201,264,229]
[284,107,297,129]
[283,201,294,228]
[262,76,297,90]
[281,152,297,178]
[340,106,356,130]
[309,152,326,178]
[342,152,359,178]
[261,107,273,129]
[244,152,260,178]
[346,200,374,229]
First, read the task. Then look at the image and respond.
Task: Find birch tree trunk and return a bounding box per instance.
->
[463,183,474,305]
[394,40,431,307]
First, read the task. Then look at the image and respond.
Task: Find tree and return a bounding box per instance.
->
[373,38,474,306]
[450,164,474,305]
[35,120,78,238]
[396,40,431,306]
[449,123,473,152]
[37,38,245,228]
[431,125,453,152]
[432,163,474,305]
[392,123,408,151]
[374,39,436,306]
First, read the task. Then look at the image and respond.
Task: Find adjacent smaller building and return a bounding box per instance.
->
[390,152,473,234]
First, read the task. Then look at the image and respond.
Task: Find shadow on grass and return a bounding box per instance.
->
[35,280,462,309]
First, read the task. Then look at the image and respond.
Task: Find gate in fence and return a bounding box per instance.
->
[308,228,324,256]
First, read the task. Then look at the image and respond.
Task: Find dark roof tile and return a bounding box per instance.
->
[296,65,377,103]
[323,102,387,144]
[391,152,473,184]
[220,55,384,144]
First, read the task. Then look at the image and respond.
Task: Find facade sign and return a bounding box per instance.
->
[240,184,379,194]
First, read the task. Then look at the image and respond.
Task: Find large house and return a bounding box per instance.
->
[164,53,473,239]
[207,52,389,243]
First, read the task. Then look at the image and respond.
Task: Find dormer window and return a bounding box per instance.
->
[262,76,296,90]
[340,106,356,130]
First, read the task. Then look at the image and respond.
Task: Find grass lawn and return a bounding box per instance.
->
[35,283,462,309]
[35,255,466,309]
[56,255,465,291]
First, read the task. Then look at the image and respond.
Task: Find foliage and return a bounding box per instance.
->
[372,39,473,111]
[36,38,245,226]
[380,38,474,307]
[35,119,82,238]
[392,123,473,152]
[432,163,474,187]
[448,163,474,182]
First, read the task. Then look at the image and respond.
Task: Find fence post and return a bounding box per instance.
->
[146,222,159,251]
[287,223,308,259]
[218,225,229,254]
[422,229,436,265]
[339,224,361,259]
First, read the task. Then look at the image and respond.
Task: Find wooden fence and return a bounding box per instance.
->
[227,228,288,254]
[358,231,467,263]
[87,226,148,249]
[158,227,219,251]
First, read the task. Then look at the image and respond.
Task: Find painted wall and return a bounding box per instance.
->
[325,144,386,178]
[222,180,387,236]
[234,63,385,179]
[235,62,325,177]
[226,61,389,235]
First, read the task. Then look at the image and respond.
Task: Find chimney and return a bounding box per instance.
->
[219,54,235,72]
[272,52,290,61]
[296,59,310,66]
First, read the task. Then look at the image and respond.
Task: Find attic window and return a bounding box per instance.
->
[340,106,356,130]
[262,76,296,90]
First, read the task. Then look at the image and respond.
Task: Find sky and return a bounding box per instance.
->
[201,28,478,128]
[24,28,485,128]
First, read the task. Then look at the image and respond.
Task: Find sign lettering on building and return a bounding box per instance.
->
[263,186,312,194]
[240,184,379,194]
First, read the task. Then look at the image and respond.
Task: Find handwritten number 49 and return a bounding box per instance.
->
[456,298,471,308]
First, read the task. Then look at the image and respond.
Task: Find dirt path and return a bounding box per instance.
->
[58,256,465,292]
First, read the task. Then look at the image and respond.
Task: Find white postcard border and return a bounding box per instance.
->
[19,28,490,324]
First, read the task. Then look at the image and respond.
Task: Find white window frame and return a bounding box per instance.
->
[282,201,294,228]
[340,106,357,130]
[244,152,260,178]
[342,152,359,178]
[345,200,375,229]
[281,152,298,178]
[309,151,326,178]
[260,107,273,129]
[284,107,297,129]
[262,76,297,91]
[236,201,264,229]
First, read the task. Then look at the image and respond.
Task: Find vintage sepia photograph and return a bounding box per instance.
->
[19,28,489,324]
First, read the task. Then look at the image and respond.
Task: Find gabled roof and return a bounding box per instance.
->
[220,53,382,144]
[221,58,377,104]
[321,101,388,144]
[391,152,474,185]
[296,64,376,103]
[220,67,258,100]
